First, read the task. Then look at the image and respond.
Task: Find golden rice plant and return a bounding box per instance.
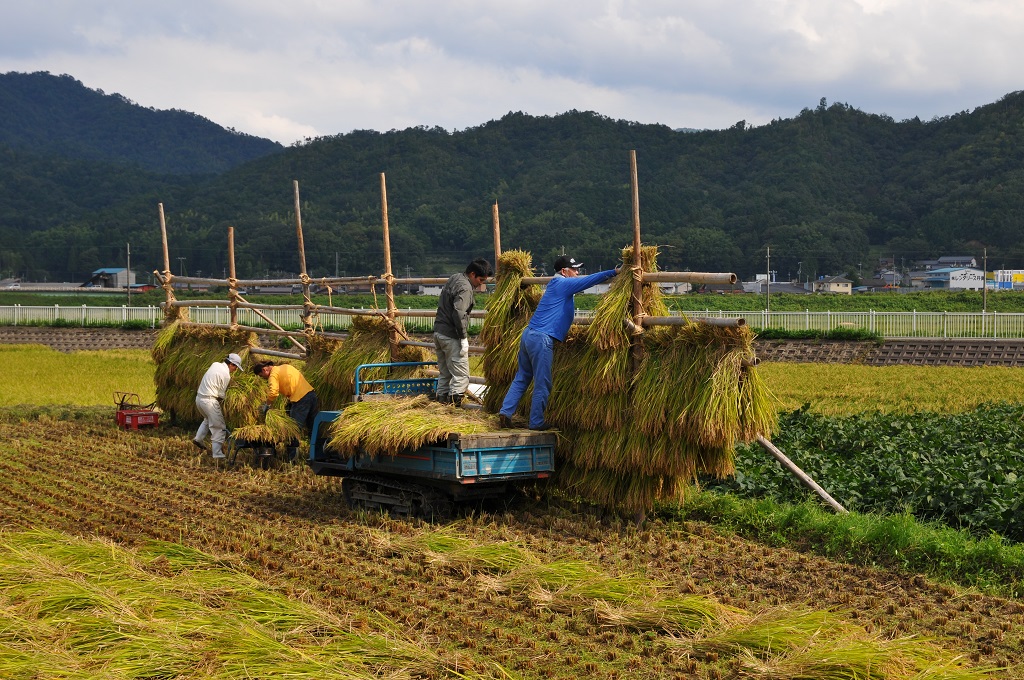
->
[0,529,438,679]
[231,408,304,445]
[325,395,496,457]
[689,609,842,658]
[223,370,267,429]
[397,528,539,576]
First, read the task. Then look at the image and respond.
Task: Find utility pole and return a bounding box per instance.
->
[335,252,339,278]
[765,246,771,313]
[983,248,988,312]
[126,242,131,307]
[177,257,186,276]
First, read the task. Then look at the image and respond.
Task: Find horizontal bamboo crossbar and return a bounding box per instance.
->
[182,321,346,341]
[250,347,306,360]
[159,271,736,289]
[574,316,746,328]
[168,299,486,318]
[520,272,736,286]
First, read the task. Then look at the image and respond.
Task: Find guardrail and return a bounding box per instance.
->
[3,305,1024,338]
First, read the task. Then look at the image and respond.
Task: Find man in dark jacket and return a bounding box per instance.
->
[499,254,618,430]
[433,258,492,406]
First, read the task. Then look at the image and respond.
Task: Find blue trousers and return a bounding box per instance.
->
[499,327,553,429]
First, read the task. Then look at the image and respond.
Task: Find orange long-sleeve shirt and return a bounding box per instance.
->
[267,364,314,403]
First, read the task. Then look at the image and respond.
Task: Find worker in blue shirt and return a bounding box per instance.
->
[498,254,619,430]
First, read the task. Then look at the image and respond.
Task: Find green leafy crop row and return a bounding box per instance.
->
[708,403,1024,541]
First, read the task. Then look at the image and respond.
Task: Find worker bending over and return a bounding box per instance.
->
[252,360,319,462]
[194,353,243,459]
[499,254,619,430]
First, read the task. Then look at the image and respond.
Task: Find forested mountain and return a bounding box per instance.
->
[0,72,282,174]
[2,73,1024,284]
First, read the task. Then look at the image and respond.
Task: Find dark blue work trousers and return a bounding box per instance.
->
[499,327,554,430]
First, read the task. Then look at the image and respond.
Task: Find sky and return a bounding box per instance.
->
[2,1,1022,145]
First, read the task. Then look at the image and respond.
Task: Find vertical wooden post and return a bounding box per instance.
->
[492,201,502,272]
[629,150,643,324]
[228,226,237,326]
[380,173,399,359]
[294,180,308,278]
[293,180,313,334]
[157,203,174,319]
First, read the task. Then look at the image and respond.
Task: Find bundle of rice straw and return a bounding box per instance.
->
[487,244,777,514]
[231,408,304,446]
[307,314,427,410]
[220,370,303,445]
[151,322,255,424]
[480,250,542,413]
[325,395,495,458]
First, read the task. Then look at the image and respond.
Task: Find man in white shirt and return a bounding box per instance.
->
[194,353,243,459]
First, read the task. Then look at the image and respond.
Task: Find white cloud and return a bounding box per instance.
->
[2,0,1023,143]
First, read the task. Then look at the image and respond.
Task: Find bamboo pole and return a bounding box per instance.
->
[244,305,308,353]
[756,436,848,513]
[293,180,314,334]
[628,150,644,368]
[492,202,501,267]
[159,203,170,284]
[380,173,399,359]
[228,227,237,326]
[184,321,341,342]
[250,347,307,360]
[167,271,734,289]
[157,203,173,316]
[517,272,736,287]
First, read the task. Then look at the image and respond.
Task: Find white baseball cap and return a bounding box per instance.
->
[226,353,243,369]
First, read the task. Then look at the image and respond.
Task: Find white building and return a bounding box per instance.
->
[920,267,985,291]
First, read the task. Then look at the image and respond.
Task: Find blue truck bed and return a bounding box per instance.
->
[308,411,554,487]
[305,362,556,516]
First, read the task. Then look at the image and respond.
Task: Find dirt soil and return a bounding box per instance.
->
[1,413,1022,678]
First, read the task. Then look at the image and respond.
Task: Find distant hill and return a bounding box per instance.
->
[0,72,282,174]
[3,79,1024,286]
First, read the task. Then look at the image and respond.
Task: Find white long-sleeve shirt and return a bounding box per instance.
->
[197,361,232,399]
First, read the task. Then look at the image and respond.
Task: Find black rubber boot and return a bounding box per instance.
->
[450,393,464,408]
[286,446,299,463]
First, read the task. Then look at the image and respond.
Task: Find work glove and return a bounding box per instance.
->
[259,404,271,419]
[460,338,469,355]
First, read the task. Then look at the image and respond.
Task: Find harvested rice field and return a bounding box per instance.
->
[1,409,1022,678]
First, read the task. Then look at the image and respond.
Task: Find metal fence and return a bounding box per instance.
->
[3,305,1024,338]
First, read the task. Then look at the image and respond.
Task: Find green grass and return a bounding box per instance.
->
[0,345,156,407]
[664,491,1024,598]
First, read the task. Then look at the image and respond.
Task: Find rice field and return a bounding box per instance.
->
[0,344,156,407]
[760,363,1024,415]
[0,412,1017,678]
[1,344,1024,677]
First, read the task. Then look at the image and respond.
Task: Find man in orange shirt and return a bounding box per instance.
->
[253,361,319,462]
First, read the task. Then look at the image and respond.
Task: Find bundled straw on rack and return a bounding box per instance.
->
[151,322,256,423]
[484,244,777,515]
[480,250,542,413]
[306,315,428,410]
